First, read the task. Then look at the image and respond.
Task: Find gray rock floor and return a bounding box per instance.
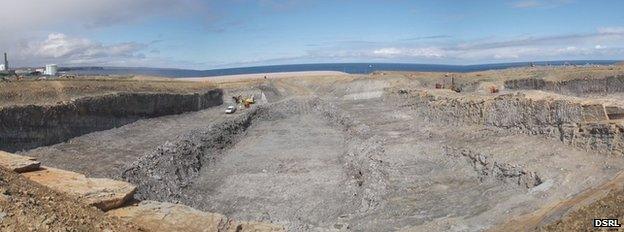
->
[21,106,228,178]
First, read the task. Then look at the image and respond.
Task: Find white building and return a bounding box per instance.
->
[44,64,58,76]
[0,64,5,71]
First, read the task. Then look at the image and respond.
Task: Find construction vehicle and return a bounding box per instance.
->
[231,95,256,108]
[225,105,236,114]
[242,96,255,108]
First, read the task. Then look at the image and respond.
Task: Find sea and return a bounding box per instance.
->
[65,60,621,78]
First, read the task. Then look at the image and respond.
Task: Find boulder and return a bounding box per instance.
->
[22,166,136,211]
[0,151,40,173]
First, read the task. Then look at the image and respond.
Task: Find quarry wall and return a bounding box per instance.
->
[504,75,624,95]
[0,90,223,152]
[394,89,624,156]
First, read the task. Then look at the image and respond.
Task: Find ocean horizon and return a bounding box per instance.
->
[65,60,621,78]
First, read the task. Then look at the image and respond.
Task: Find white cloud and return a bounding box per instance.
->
[510,0,573,9]
[292,26,624,65]
[0,0,211,68]
[372,47,445,58]
[598,27,624,34]
[373,48,403,56]
[12,33,148,66]
[0,0,207,31]
[512,0,543,8]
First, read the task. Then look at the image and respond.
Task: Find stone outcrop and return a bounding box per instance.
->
[394,89,624,156]
[0,150,40,173]
[443,146,542,188]
[109,201,285,232]
[21,167,137,211]
[0,90,223,152]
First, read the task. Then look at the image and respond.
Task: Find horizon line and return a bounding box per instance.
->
[46,59,623,71]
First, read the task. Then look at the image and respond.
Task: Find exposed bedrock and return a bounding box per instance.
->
[394,89,624,156]
[443,146,542,188]
[504,75,624,95]
[122,97,390,223]
[0,90,223,152]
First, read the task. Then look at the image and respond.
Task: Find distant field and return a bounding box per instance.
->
[0,78,215,107]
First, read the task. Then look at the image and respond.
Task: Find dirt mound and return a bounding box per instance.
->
[0,167,142,231]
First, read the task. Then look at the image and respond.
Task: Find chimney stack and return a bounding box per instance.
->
[3,53,7,71]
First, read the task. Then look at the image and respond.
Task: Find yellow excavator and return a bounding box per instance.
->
[232,95,255,108]
[242,96,255,108]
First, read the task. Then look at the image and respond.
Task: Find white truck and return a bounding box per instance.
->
[225,105,236,114]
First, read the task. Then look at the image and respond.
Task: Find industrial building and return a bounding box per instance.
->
[44,64,58,76]
[1,53,8,72]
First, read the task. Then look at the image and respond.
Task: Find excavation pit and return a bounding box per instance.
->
[10,72,624,231]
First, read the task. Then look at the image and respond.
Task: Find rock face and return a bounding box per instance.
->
[504,75,624,95]
[0,151,40,173]
[22,167,136,211]
[122,98,319,201]
[0,90,223,152]
[108,201,285,232]
[122,107,258,201]
[394,89,624,156]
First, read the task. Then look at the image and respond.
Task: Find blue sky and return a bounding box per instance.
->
[2,0,624,69]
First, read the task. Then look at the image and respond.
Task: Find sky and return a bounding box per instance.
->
[1,0,624,69]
